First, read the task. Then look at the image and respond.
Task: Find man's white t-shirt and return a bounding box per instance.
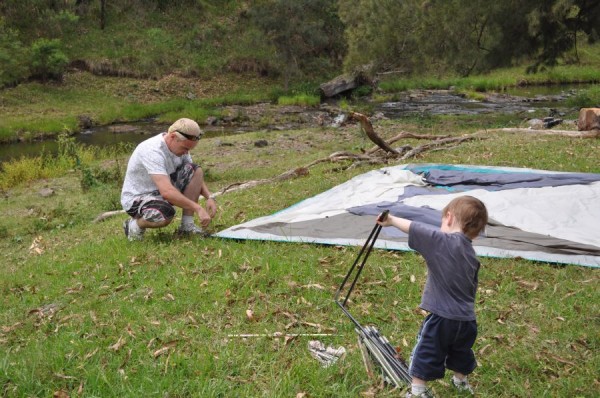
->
[121,133,192,211]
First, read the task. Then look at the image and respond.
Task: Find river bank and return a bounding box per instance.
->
[2,66,600,146]
[1,81,593,164]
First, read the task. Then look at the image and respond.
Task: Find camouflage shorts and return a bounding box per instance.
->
[126,163,198,223]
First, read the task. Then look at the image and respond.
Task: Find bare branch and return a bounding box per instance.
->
[349,112,399,154]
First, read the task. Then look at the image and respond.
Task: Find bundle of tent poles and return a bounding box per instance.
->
[334,210,434,397]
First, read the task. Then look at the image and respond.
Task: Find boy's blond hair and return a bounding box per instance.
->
[442,196,488,239]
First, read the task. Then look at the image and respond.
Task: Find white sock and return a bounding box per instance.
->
[181,215,194,226]
[130,218,143,232]
[453,375,467,384]
[411,383,427,395]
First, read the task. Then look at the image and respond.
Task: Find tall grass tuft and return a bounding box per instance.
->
[277,94,321,107]
[0,156,52,189]
[0,133,131,190]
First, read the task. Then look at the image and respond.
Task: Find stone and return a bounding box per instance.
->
[577,108,600,131]
[77,115,93,129]
[39,188,55,197]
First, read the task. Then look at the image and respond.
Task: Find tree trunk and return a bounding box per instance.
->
[100,0,107,30]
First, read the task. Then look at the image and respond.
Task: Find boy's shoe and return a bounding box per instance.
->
[406,391,434,398]
[177,223,209,237]
[452,376,474,394]
[406,392,429,398]
[123,218,144,241]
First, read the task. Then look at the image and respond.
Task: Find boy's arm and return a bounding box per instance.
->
[377,213,412,234]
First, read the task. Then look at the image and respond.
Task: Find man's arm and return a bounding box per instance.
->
[151,174,204,213]
[199,179,217,218]
[152,174,214,226]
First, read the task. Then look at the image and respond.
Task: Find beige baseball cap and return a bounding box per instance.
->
[168,118,203,141]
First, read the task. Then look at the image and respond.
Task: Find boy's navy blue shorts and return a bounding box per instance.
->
[408,313,477,381]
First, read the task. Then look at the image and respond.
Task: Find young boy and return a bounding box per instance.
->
[377,195,488,397]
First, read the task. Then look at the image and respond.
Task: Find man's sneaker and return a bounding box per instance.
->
[123,218,144,241]
[177,223,209,237]
[452,376,474,394]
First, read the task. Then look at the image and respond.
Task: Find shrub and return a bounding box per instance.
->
[277,94,320,107]
[29,38,69,82]
[0,156,49,190]
[0,19,29,87]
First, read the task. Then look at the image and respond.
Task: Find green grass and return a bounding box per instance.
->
[277,94,321,107]
[378,61,600,94]
[0,71,281,143]
[566,85,600,108]
[1,112,598,397]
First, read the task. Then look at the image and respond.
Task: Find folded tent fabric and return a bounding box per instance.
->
[215,164,600,268]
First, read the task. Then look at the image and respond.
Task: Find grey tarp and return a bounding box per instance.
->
[216,164,600,267]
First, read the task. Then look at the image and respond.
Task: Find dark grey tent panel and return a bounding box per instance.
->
[216,164,600,268]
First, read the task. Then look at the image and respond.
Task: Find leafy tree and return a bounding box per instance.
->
[526,0,600,71]
[29,38,69,82]
[0,18,29,87]
[338,0,420,74]
[249,0,345,90]
[415,0,493,76]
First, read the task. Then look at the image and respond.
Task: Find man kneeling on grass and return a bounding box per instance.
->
[120,118,217,241]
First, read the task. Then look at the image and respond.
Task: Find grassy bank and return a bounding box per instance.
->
[377,64,600,95]
[1,110,598,397]
[0,71,285,143]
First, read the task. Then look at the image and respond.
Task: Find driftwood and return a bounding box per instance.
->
[216,167,309,196]
[209,112,483,197]
[350,112,399,154]
[94,209,125,223]
[490,127,600,138]
[319,71,372,98]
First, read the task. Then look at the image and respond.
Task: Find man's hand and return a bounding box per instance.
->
[196,207,212,228]
[206,197,217,218]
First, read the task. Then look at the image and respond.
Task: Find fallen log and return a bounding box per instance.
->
[490,128,599,138]
[320,71,372,98]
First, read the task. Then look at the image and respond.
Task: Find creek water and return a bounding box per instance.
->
[0,121,252,164]
[0,83,593,164]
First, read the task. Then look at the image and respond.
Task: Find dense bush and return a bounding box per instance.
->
[0,20,29,87]
[29,38,69,82]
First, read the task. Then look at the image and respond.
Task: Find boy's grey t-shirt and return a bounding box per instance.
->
[408,221,480,321]
[121,133,192,211]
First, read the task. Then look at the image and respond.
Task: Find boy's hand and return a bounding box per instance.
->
[377,212,412,233]
[376,211,392,227]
